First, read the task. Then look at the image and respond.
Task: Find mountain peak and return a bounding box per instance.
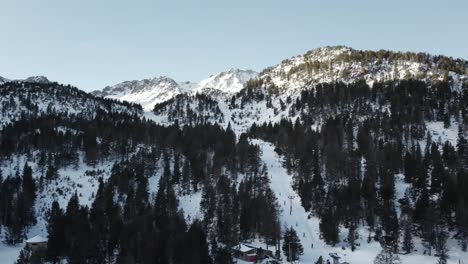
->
[92,75,182,111]
[23,76,50,83]
[261,46,467,90]
[195,68,258,94]
[0,75,51,85]
[93,69,258,110]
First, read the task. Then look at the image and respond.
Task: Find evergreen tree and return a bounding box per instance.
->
[373,245,402,264]
[47,201,65,262]
[457,124,468,169]
[21,162,36,227]
[401,219,414,254]
[319,204,339,245]
[315,256,324,264]
[282,226,304,262]
[348,222,358,251]
[435,227,448,264]
[15,246,31,264]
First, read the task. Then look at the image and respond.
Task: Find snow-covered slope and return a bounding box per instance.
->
[261,45,467,90]
[0,81,141,128]
[146,46,468,133]
[194,68,258,95]
[93,69,258,111]
[254,139,468,264]
[92,76,189,111]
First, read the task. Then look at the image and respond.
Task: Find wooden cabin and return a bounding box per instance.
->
[232,244,274,262]
[233,244,257,262]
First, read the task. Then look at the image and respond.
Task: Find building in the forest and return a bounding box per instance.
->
[232,244,274,262]
[25,235,48,252]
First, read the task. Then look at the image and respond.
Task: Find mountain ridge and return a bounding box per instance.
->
[2,45,468,264]
[92,68,258,110]
[92,46,468,112]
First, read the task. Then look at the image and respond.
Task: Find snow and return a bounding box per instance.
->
[178,191,202,224]
[425,120,459,147]
[0,244,23,264]
[252,139,468,264]
[394,173,410,216]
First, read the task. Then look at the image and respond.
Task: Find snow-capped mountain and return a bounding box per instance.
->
[146,46,468,131]
[0,75,50,84]
[92,76,190,111]
[93,69,258,110]
[194,68,258,95]
[22,75,50,83]
[260,45,467,91]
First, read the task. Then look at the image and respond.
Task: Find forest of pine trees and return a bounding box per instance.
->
[248,80,468,260]
[0,93,282,262]
[0,75,468,263]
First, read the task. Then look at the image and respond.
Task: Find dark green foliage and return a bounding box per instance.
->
[282,226,304,261]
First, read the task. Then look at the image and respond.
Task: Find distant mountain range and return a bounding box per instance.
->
[90,46,467,112]
[0,75,50,85]
[91,68,258,110]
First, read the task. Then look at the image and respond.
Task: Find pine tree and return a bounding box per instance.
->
[183,220,212,264]
[320,205,339,245]
[435,227,448,264]
[45,165,58,181]
[15,246,31,264]
[348,222,358,251]
[172,154,181,184]
[282,226,304,262]
[311,147,325,213]
[47,200,65,262]
[374,245,402,264]
[315,256,324,264]
[401,219,414,254]
[21,162,36,226]
[457,124,468,169]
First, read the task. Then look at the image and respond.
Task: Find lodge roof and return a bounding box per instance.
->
[26,235,48,243]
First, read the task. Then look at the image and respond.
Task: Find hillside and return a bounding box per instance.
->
[1,46,468,264]
[0,81,142,128]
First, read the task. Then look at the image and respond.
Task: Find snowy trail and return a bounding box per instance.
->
[254,139,338,263]
[253,139,467,264]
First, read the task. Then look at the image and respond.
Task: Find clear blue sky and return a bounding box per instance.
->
[1,0,467,91]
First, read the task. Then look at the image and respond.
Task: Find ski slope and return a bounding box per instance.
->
[253,139,468,264]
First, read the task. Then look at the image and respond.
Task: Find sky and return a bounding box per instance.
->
[0,0,467,92]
